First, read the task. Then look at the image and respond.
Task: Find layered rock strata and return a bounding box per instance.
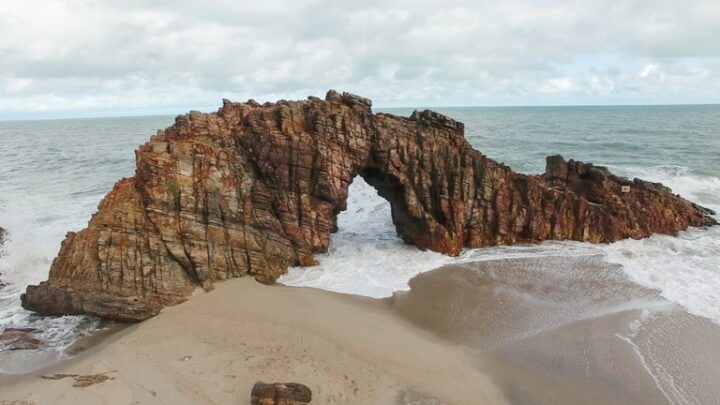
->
[22,91,717,321]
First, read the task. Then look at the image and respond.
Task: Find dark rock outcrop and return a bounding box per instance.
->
[251,382,312,405]
[0,226,5,259]
[0,226,5,289]
[21,91,717,321]
[0,328,43,351]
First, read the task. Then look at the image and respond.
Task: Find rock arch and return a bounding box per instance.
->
[22,91,716,321]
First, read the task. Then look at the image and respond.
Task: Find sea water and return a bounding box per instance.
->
[0,105,718,351]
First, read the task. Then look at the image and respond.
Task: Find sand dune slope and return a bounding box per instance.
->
[1,278,506,405]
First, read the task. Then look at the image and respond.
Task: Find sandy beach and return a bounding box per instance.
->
[0,277,507,405]
[3,256,720,404]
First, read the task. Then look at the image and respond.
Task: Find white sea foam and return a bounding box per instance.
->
[601,165,720,324]
[0,196,101,352]
[283,166,720,327]
[280,179,455,298]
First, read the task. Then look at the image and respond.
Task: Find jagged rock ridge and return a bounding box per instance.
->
[21,91,717,321]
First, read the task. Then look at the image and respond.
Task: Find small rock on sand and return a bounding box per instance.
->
[41,372,115,388]
[251,382,312,405]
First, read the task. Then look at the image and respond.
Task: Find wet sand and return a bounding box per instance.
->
[391,256,720,404]
[3,255,720,404]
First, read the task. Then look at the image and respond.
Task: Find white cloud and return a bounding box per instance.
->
[0,0,719,118]
[639,64,661,79]
[539,77,577,94]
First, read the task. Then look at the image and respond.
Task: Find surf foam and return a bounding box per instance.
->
[601,164,720,324]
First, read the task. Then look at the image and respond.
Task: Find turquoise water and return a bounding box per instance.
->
[0,105,719,352]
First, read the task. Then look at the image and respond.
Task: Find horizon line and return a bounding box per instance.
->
[1,101,719,122]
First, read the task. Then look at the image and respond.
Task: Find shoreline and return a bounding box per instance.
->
[389,257,720,404]
[0,319,130,376]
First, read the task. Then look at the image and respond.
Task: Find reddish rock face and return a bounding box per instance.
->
[21,91,717,321]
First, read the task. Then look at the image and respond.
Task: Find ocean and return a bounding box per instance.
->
[1,105,719,354]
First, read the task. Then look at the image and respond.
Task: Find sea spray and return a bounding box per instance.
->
[0,116,168,351]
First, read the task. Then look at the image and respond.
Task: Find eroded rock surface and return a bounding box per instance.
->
[21,91,717,321]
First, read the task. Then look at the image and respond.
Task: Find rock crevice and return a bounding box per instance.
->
[21,91,717,321]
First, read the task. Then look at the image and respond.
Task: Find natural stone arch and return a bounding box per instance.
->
[22,91,716,321]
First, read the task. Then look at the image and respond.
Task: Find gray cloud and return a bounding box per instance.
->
[1,0,719,118]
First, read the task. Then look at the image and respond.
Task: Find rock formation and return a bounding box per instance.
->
[21,91,717,321]
[0,225,5,259]
[0,327,43,351]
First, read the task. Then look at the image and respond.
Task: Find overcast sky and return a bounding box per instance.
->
[1,0,719,119]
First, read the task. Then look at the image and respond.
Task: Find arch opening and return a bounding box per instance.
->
[280,176,452,297]
[357,167,427,245]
